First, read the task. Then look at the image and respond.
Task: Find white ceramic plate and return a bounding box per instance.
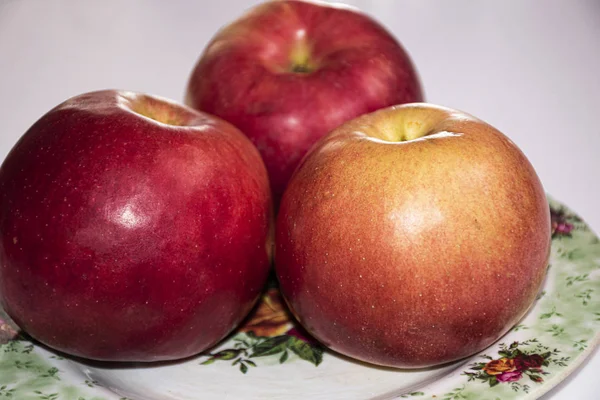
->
[1,196,598,400]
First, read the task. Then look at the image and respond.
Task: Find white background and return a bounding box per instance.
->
[0,0,598,398]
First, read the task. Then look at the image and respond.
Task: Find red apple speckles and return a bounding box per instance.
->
[0,90,273,362]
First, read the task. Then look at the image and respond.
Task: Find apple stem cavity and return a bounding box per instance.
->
[362,104,465,143]
[291,64,313,73]
[288,33,316,74]
[120,92,192,127]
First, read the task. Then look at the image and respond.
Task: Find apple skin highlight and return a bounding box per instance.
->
[0,90,273,362]
[276,103,551,369]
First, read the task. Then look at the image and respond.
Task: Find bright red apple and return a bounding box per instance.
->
[0,90,273,362]
[276,103,551,368]
[185,0,423,205]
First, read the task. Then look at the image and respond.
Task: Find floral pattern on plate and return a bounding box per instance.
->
[199,288,324,373]
[0,196,598,399]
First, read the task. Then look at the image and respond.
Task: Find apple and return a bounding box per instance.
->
[0,90,273,362]
[185,0,423,205]
[276,103,551,368]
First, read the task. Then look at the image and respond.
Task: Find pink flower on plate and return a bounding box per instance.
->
[551,208,574,237]
[554,222,573,235]
[496,370,523,382]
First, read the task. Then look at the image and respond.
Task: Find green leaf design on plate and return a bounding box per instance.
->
[279,350,289,364]
[513,324,529,332]
[566,274,589,286]
[239,363,248,374]
[540,306,562,319]
[40,367,60,380]
[200,358,216,366]
[546,325,565,337]
[573,340,588,351]
[0,385,16,396]
[288,336,323,366]
[442,385,466,399]
[400,392,425,398]
[34,391,59,400]
[213,349,242,360]
[249,336,290,358]
[575,289,593,306]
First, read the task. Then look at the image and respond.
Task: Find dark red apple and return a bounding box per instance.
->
[0,90,273,362]
[185,0,423,204]
[276,103,551,368]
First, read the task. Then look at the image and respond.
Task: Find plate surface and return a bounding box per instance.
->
[1,196,598,400]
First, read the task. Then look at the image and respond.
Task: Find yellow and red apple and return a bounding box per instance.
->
[276,103,551,368]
